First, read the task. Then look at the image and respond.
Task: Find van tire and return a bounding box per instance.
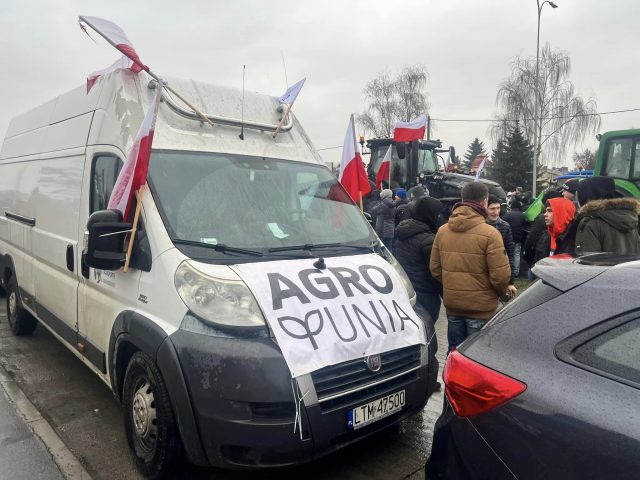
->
[123,351,181,479]
[6,276,37,336]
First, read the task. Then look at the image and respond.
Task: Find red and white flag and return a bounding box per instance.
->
[80,16,148,93]
[393,114,427,142]
[375,145,392,189]
[339,115,371,203]
[80,16,148,70]
[86,55,137,93]
[108,85,163,218]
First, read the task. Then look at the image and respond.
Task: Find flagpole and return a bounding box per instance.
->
[79,16,215,129]
[123,186,144,273]
[388,145,392,189]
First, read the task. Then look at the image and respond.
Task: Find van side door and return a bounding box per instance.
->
[77,148,142,378]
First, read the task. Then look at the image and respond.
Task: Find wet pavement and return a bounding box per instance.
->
[0,295,448,480]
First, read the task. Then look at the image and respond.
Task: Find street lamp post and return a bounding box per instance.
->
[533,0,557,198]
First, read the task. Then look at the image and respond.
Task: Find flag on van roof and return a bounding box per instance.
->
[393,114,427,143]
[278,78,306,104]
[108,85,163,218]
[79,16,149,72]
[339,115,371,203]
[86,55,137,93]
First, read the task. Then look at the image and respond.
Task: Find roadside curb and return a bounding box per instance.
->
[0,361,92,479]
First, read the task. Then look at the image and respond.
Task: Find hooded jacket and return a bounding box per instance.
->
[575,197,640,255]
[372,196,396,239]
[532,197,576,263]
[395,197,443,294]
[430,203,511,320]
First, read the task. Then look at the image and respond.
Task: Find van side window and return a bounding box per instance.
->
[91,156,122,213]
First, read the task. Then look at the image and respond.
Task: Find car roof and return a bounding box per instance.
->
[532,254,640,292]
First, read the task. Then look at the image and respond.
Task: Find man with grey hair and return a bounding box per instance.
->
[430,182,513,350]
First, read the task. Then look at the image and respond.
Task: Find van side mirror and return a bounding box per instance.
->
[83,210,132,271]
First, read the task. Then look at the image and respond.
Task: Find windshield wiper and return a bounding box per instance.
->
[173,239,263,257]
[268,242,375,253]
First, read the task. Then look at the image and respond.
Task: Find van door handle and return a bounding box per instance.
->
[66,244,74,272]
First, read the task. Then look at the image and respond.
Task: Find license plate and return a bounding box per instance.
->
[348,390,405,430]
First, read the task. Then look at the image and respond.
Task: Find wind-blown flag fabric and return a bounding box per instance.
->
[80,16,148,71]
[278,78,306,104]
[86,55,136,93]
[375,145,392,189]
[108,86,162,219]
[393,114,427,142]
[339,115,371,202]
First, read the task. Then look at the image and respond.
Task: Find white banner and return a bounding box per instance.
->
[236,254,425,378]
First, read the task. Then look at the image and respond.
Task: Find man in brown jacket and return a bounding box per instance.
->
[430,182,514,350]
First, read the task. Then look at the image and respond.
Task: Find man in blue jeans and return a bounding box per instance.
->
[430,182,513,350]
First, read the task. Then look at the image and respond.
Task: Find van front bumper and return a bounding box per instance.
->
[166,327,432,469]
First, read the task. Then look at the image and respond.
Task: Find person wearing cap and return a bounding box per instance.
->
[574,177,640,255]
[532,197,576,264]
[486,194,517,287]
[430,182,512,351]
[371,188,396,251]
[561,178,581,209]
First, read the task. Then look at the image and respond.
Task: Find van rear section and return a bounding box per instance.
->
[0,70,438,475]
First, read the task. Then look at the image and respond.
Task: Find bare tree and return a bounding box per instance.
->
[492,44,600,167]
[573,148,596,170]
[358,65,430,138]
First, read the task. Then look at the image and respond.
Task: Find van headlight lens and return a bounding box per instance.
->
[174,261,266,328]
[379,245,416,305]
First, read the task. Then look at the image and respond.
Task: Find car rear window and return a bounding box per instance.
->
[488,280,562,326]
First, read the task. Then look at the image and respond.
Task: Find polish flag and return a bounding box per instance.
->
[375,145,392,189]
[339,115,371,203]
[393,114,427,142]
[80,16,148,93]
[86,55,138,93]
[108,85,163,219]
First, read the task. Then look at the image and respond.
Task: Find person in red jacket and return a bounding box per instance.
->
[533,197,576,262]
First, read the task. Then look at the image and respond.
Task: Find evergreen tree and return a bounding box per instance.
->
[490,124,538,192]
[463,138,487,169]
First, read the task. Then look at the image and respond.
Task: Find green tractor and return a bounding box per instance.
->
[524,129,640,222]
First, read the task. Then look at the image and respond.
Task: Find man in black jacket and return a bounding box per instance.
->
[503,199,525,277]
[395,196,444,323]
[487,195,517,287]
[523,189,563,278]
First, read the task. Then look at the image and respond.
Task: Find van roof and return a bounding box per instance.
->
[2,71,323,165]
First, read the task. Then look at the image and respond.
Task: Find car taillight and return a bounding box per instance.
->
[443,350,526,417]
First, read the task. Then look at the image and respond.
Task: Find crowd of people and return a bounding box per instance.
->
[364,177,640,355]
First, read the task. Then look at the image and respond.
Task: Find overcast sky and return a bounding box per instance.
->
[1,0,638,168]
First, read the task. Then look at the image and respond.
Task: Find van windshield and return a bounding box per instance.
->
[148,151,376,259]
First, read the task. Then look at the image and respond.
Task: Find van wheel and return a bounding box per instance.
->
[123,351,180,479]
[6,276,37,336]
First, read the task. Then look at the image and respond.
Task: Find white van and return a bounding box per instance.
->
[0,71,438,478]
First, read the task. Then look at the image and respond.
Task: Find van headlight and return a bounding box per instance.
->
[174,261,266,328]
[379,245,417,305]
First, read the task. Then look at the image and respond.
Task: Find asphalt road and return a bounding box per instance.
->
[0,294,448,480]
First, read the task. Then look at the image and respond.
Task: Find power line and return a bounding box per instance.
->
[431,107,640,123]
[316,145,343,151]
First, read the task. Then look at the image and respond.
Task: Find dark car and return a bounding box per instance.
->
[427,253,640,480]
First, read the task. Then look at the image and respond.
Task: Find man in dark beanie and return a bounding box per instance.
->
[395,197,444,324]
[575,176,640,255]
[430,182,511,350]
[561,177,581,209]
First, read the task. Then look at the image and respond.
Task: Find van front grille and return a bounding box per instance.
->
[310,345,421,412]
